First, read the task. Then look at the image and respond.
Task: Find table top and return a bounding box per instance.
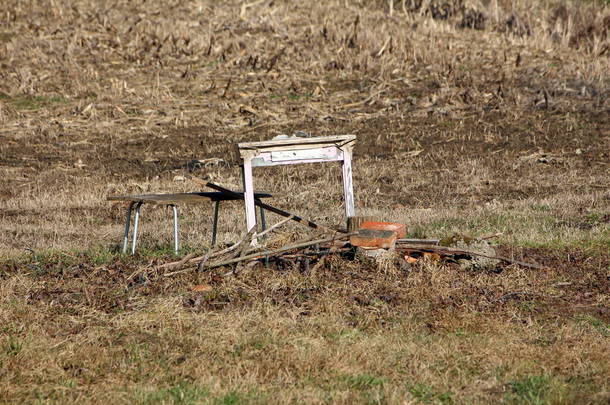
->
[107,191,272,205]
[238,135,356,150]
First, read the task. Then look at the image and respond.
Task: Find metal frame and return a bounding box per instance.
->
[122,202,135,254]
[238,135,356,242]
[211,200,221,246]
[122,202,180,255]
[210,199,266,246]
[119,196,269,254]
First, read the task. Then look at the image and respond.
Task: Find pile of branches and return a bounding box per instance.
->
[131,182,542,280]
[151,217,353,279]
[139,226,542,284]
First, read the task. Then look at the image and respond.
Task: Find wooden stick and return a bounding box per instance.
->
[495,291,536,303]
[205,182,340,234]
[221,78,232,98]
[203,233,354,269]
[159,217,293,273]
[164,232,355,277]
[155,252,198,272]
[159,229,253,272]
[479,232,503,240]
[255,216,292,238]
[233,229,255,259]
[309,255,328,273]
[397,244,544,269]
[397,238,440,245]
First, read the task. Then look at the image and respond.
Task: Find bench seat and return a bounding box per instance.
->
[107,191,272,254]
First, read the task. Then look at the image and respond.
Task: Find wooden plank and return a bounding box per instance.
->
[238,134,355,150]
[107,193,211,204]
[107,192,272,205]
[251,155,344,167]
[248,146,343,165]
[271,147,337,161]
[239,143,350,157]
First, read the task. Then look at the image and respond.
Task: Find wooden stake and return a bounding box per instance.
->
[347,216,374,232]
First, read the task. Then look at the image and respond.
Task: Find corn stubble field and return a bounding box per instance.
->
[1,0,609,403]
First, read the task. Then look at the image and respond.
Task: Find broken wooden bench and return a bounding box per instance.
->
[107,191,272,255]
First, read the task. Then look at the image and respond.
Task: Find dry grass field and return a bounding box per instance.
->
[1,0,609,403]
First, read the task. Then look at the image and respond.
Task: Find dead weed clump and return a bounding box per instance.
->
[550,2,610,54]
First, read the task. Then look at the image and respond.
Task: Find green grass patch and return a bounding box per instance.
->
[516,300,546,313]
[0,94,69,110]
[230,333,278,358]
[344,373,387,390]
[574,315,610,337]
[407,225,430,239]
[531,204,552,212]
[412,207,609,256]
[134,384,264,405]
[0,242,209,272]
[135,382,209,405]
[125,108,144,116]
[407,382,454,404]
[517,229,610,255]
[327,327,366,342]
[3,337,23,356]
[0,32,15,42]
[211,390,264,405]
[505,374,553,405]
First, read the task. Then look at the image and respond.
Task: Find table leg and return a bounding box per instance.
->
[131,202,143,255]
[341,147,355,218]
[122,202,134,254]
[171,204,179,255]
[211,200,220,246]
[242,158,257,243]
[258,203,267,232]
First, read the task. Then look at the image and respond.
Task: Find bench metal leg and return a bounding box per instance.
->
[171,204,179,255]
[122,202,135,254]
[131,202,143,255]
[258,203,267,232]
[211,200,220,246]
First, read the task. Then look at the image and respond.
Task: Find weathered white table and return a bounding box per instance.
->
[237,135,356,239]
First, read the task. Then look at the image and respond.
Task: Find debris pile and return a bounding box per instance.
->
[126,141,543,277]
[152,216,542,280]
